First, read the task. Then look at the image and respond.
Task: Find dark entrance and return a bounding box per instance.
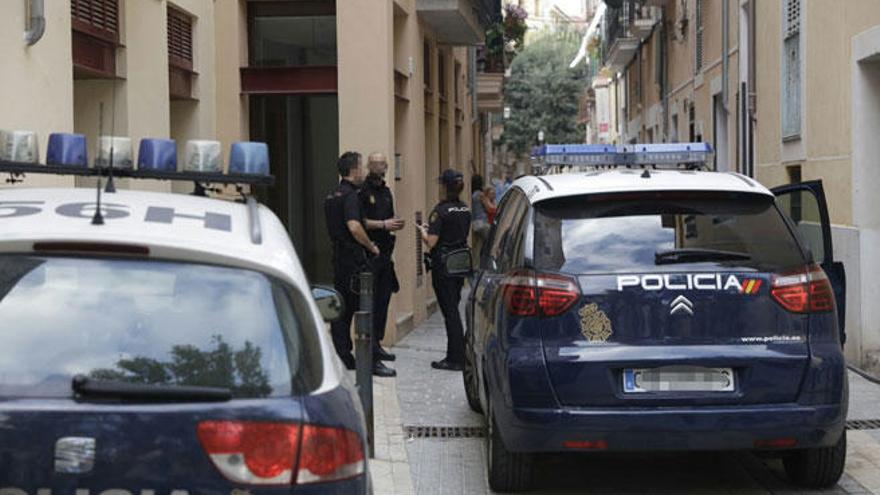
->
[245,0,338,283]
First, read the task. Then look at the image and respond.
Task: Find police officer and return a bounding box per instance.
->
[360,152,405,363]
[324,151,396,377]
[418,169,471,371]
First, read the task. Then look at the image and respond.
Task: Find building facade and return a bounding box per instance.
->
[591,0,880,371]
[1,0,502,345]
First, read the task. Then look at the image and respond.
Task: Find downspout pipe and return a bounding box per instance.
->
[24,0,46,46]
[722,0,729,109]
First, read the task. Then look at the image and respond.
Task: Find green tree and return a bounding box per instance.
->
[503,34,588,156]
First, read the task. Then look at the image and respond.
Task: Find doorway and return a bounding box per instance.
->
[249,95,339,284]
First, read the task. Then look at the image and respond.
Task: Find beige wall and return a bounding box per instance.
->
[0,0,75,187]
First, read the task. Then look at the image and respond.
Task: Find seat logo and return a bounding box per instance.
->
[54,437,95,474]
[670,295,694,316]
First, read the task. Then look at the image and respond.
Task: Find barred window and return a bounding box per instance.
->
[695,0,703,73]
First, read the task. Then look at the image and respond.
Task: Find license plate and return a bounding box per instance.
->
[622,366,735,393]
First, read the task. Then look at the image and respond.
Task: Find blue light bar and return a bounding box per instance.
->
[536,144,620,166]
[229,142,270,175]
[137,138,177,172]
[46,133,88,167]
[623,142,714,165]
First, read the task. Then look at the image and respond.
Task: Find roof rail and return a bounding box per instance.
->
[246,196,263,245]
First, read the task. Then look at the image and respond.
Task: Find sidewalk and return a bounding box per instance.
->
[372,307,880,494]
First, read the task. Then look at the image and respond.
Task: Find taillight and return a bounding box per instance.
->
[197,421,365,485]
[502,270,580,317]
[771,264,835,313]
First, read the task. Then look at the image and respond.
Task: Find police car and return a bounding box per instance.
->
[464,144,848,492]
[0,132,369,493]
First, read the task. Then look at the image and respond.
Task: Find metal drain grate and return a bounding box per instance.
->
[404,425,487,439]
[846,419,880,430]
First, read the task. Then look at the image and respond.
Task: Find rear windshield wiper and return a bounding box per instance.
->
[655,248,751,265]
[72,375,232,402]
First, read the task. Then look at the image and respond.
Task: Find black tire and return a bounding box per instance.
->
[463,331,483,414]
[487,406,534,492]
[783,430,847,489]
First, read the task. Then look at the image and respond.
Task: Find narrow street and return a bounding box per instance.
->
[372,307,880,494]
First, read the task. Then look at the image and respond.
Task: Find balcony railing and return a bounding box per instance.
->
[602,0,640,73]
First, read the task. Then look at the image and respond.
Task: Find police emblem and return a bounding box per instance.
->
[429,211,439,223]
[579,303,612,343]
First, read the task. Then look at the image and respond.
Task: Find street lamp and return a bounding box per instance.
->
[538,130,544,144]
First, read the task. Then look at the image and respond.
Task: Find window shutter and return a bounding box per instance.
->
[782,0,801,138]
[71,0,120,44]
[695,0,703,72]
[167,7,194,71]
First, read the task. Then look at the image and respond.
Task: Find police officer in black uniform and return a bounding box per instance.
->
[324,151,396,377]
[418,169,471,371]
[360,153,405,363]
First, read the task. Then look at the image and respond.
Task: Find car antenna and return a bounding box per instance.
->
[92,102,106,225]
[104,80,117,194]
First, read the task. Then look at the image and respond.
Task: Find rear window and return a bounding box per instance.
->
[0,256,318,399]
[533,192,806,274]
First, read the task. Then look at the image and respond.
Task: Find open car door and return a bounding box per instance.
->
[773,180,847,345]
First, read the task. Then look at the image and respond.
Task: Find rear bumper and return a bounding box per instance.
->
[494,402,846,453]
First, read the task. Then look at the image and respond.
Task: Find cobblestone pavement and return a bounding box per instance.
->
[385,307,880,494]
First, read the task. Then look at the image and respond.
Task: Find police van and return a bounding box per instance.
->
[465,143,848,492]
[0,132,369,494]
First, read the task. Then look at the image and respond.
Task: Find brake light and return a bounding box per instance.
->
[770,264,834,313]
[754,438,798,449]
[197,421,364,485]
[563,439,608,450]
[502,270,580,317]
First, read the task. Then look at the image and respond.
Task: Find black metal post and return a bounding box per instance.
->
[355,271,374,458]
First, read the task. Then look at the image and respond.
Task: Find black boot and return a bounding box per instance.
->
[431,358,463,371]
[375,346,396,362]
[373,360,397,377]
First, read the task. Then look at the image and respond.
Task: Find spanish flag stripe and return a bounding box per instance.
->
[751,280,763,294]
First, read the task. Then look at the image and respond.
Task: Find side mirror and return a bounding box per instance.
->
[443,248,473,277]
[311,285,344,322]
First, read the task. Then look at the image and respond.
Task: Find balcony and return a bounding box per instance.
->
[602,0,639,73]
[477,72,503,112]
[631,6,661,39]
[643,0,670,5]
[417,0,488,45]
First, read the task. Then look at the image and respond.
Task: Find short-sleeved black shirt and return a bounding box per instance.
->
[325,179,363,249]
[360,176,395,252]
[428,199,471,256]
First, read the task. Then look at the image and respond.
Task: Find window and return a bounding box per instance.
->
[0,257,320,398]
[423,41,432,90]
[248,2,336,67]
[167,6,194,99]
[439,52,447,99]
[71,0,120,78]
[695,0,704,73]
[782,0,801,139]
[71,0,120,44]
[167,7,193,71]
[488,190,527,270]
[454,61,461,105]
[533,193,805,274]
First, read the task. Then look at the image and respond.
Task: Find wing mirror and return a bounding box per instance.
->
[311,285,344,322]
[443,248,473,277]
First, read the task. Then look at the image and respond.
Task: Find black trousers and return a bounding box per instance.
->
[371,256,397,348]
[331,258,360,362]
[432,271,465,364]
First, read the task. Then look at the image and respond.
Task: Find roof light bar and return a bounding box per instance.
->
[622,142,714,165]
[0,130,39,163]
[183,140,222,173]
[47,133,88,168]
[96,136,134,169]
[229,142,269,175]
[138,138,177,172]
[0,130,274,187]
